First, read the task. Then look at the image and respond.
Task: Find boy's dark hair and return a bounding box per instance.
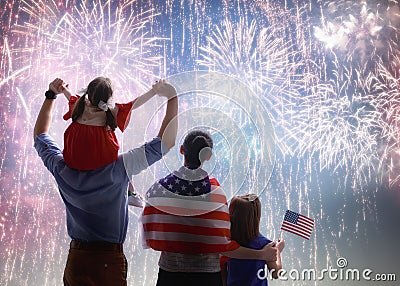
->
[71,77,117,131]
[229,194,261,246]
[182,130,213,169]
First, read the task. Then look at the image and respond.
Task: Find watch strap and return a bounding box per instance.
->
[45,90,57,99]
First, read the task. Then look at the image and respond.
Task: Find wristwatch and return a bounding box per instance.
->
[45,90,57,99]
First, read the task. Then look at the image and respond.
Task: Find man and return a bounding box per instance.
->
[34,78,178,285]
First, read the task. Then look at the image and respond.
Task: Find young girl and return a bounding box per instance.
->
[60,77,161,206]
[221,194,284,286]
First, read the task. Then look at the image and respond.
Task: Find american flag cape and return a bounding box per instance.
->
[141,167,240,254]
[281,210,315,240]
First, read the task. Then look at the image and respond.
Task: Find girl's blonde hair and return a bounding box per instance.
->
[71,77,117,131]
[229,194,261,246]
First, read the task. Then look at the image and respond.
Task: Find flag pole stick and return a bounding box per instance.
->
[277,210,286,241]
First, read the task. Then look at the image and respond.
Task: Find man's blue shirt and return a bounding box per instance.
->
[34,133,165,243]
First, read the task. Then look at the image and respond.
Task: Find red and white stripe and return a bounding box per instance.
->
[281,213,314,240]
[141,178,240,253]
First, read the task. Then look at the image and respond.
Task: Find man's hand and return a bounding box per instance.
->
[153,79,177,99]
[49,78,65,94]
[156,80,178,150]
[261,242,278,262]
[151,79,163,94]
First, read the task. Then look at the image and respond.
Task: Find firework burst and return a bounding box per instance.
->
[197,17,311,156]
[314,1,400,67]
[11,0,163,94]
[198,18,305,93]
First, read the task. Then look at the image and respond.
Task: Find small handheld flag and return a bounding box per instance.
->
[281,210,314,240]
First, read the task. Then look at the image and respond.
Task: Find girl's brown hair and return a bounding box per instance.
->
[229,194,261,246]
[71,77,117,131]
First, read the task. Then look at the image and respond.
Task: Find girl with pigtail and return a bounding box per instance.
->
[60,77,165,206]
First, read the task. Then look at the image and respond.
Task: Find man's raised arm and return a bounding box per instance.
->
[33,78,63,138]
[156,81,178,150]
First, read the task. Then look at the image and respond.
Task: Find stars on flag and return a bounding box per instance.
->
[153,167,212,197]
[281,210,315,240]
